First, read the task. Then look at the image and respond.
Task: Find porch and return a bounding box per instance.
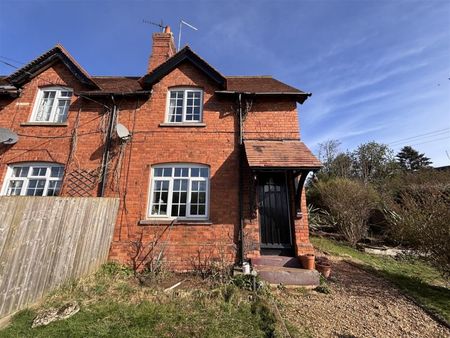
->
[242,140,322,285]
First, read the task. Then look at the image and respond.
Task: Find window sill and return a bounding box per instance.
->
[139,219,212,226]
[159,123,206,128]
[20,122,68,127]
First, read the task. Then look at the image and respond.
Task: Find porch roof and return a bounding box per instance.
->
[244,140,322,169]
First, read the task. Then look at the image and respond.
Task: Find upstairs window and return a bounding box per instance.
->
[166,88,203,123]
[1,163,64,196]
[31,87,73,123]
[149,164,209,219]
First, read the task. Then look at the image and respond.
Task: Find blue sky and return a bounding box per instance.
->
[1,0,449,166]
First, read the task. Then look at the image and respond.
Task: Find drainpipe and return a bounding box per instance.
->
[238,93,245,264]
[99,95,117,197]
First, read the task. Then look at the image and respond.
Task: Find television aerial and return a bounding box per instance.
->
[0,128,19,145]
[178,20,198,51]
[142,19,165,32]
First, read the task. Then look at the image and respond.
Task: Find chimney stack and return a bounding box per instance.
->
[147,26,176,73]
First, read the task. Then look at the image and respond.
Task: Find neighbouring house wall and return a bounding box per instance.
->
[0,62,107,197]
[0,197,119,319]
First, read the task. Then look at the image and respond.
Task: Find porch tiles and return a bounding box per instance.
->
[251,256,320,287]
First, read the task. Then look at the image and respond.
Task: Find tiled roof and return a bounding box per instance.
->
[226,76,306,94]
[91,77,143,93]
[6,44,98,88]
[0,76,8,86]
[244,140,322,169]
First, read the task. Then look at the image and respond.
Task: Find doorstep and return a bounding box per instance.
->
[251,255,320,287]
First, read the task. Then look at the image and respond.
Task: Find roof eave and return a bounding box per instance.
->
[249,165,322,170]
[215,90,312,104]
[78,90,151,97]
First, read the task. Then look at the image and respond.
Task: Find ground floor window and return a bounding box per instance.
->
[1,163,64,196]
[149,164,209,219]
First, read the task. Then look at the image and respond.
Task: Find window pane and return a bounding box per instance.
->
[55,99,70,122]
[168,91,184,123]
[32,167,47,176]
[36,96,55,121]
[190,205,198,215]
[200,168,208,178]
[12,167,29,177]
[191,168,199,177]
[26,179,46,196]
[7,180,23,196]
[179,205,186,217]
[180,191,187,203]
[154,168,163,177]
[47,181,61,196]
[50,166,64,178]
[198,205,205,215]
[163,168,172,177]
[159,204,167,215]
[174,167,189,177]
[60,91,72,98]
[198,192,206,203]
[170,179,188,217]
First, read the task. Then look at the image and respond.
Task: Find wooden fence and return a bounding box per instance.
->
[0,197,119,319]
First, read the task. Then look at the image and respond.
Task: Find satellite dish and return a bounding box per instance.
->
[116,123,131,140]
[0,128,19,145]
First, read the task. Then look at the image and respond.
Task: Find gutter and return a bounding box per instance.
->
[237,93,245,265]
[99,95,117,197]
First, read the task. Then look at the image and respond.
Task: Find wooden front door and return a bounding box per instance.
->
[258,172,293,255]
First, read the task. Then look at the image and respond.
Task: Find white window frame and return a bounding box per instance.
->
[0,163,64,196]
[30,86,73,123]
[148,163,210,220]
[165,87,203,123]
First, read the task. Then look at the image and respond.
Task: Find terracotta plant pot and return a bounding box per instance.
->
[299,254,315,270]
[316,262,332,278]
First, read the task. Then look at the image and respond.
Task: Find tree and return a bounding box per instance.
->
[396,146,432,171]
[330,152,353,178]
[351,141,397,183]
[318,139,341,175]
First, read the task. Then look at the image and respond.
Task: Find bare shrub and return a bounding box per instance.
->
[384,185,450,278]
[128,221,175,284]
[190,247,232,283]
[315,178,378,246]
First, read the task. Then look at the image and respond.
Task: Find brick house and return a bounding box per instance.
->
[0,27,321,270]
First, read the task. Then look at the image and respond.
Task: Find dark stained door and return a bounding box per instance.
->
[258,172,293,255]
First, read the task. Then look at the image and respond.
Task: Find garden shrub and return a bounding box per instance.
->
[314,178,379,246]
[384,184,450,278]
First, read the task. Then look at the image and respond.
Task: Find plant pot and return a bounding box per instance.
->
[316,263,332,278]
[299,254,315,270]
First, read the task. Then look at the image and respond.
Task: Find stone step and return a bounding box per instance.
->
[255,265,320,286]
[251,255,303,268]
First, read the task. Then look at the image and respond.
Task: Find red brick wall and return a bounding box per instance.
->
[0,59,313,271]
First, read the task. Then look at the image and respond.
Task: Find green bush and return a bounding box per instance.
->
[384,184,450,278]
[314,178,379,245]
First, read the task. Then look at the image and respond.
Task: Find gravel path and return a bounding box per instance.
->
[275,258,450,338]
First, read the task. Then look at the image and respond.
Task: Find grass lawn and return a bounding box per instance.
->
[0,263,306,338]
[311,236,450,324]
